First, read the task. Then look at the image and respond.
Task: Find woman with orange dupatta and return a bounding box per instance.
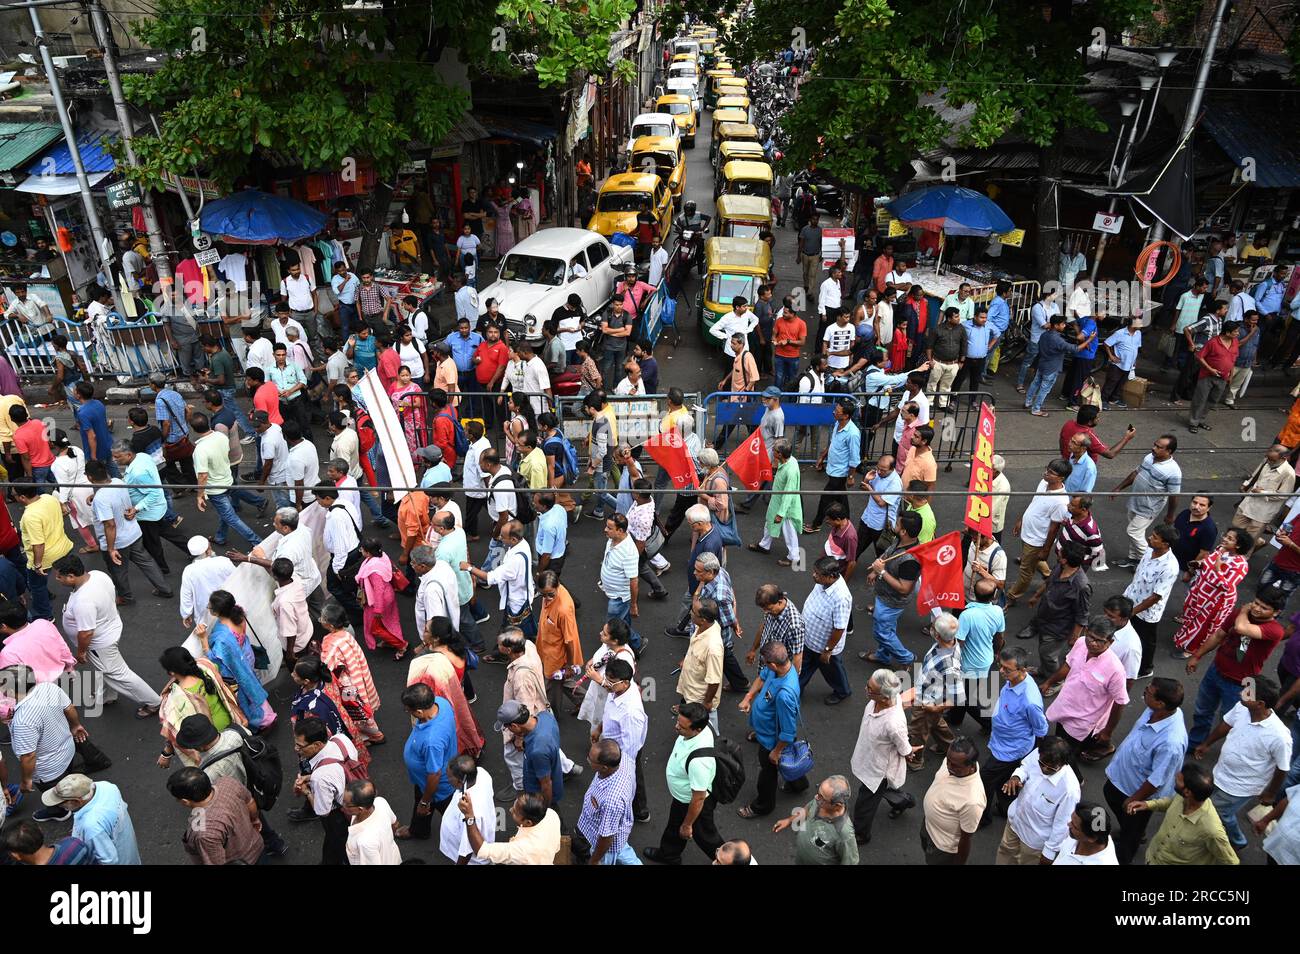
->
[156,645,247,769]
[318,603,385,746]
[356,538,410,660]
[408,617,484,757]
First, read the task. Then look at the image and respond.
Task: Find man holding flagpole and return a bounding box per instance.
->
[736,387,785,514]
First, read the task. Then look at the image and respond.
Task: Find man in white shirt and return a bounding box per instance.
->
[325,458,363,526]
[3,284,55,337]
[316,484,363,631]
[179,536,235,628]
[242,327,275,373]
[596,657,649,821]
[440,755,496,864]
[53,555,162,716]
[453,272,479,325]
[816,263,844,342]
[464,520,535,638]
[270,303,308,349]
[821,309,856,371]
[228,507,325,620]
[647,235,670,287]
[463,428,492,541]
[285,425,321,509]
[709,297,756,358]
[1104,594,1142,687]
[885,260,915,298]
[293,718,357,864]
[519,343,553,417]
[997,736,1080,865]
[85,463,172,602]
[1007,460,1071,601]
[342,780,401,865]
[253,413,293,509]
[1225,279,1256,324]
[411,544,461,635]
[279,261,319,347]
[1068,281,1092,321]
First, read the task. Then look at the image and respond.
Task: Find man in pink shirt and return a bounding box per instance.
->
[1041,615,1129,765]
[0,603,76,685]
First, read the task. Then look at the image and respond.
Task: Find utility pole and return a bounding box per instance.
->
[87,0,175,303]
[1145,0,1231,254]
[25,2,121,311]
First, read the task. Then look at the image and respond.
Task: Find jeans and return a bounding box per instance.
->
[607,596,642,652]
[1024,369,1059,413]
[798,648,851,699]
[30,465,53,487]
[358,473,387,523]
[871,599,914,664]
[1016,339,1040,387]
[597,842,643,865]
[209,490,264,547]
[337,302,358,339]
[1259,564,1300,609]
[1210,787,1254,848]
[774,355,800,391]
[1190,664,1244,747]
[591,470,617,517]
[218,387,256,439]
[271,488,293,510]
[25,566,53,621]
[1283,717,1300,790]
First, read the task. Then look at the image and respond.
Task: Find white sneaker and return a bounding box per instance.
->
[654,561,672,577]
[240,435,256,445]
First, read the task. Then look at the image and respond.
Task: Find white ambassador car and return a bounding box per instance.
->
[478,228,633,342]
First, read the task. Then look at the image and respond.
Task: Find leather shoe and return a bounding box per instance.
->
[664,626,690,638]
[642,847,681,865]
[824,693,848,706]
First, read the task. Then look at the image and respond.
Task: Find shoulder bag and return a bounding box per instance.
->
[159,395,195,462]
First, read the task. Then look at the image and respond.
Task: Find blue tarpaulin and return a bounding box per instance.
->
[885,185,1014,236]
[200,188,328,245]
[26,129,117,175]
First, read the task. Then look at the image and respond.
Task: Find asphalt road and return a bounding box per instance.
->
[5,104,1292,866]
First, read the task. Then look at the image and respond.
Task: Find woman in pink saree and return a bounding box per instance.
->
[389,365,426,458]
[355,539,410,661]
[408,617,485,757]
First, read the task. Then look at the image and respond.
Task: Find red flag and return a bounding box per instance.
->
[724,429,772,490]
[963,403,997,537]
[909,531,965,614]
[643,431,698,489]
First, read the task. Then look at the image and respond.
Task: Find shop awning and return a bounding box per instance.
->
[475,114,557,147]
[0,122,63,174]
[1202,110,1300,189]
[12,128,117,194]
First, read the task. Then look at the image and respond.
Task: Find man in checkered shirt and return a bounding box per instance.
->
[747,582,806,672]
[798,555,854,704]
[692,553,749,692]
[576,739,640,865]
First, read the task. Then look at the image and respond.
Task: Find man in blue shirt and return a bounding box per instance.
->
[1103,677,1188,864]
[1063,312,1098,409]
[954,308,995,396]
[951,579,1005,731]
[666,504,726,639]
[860,348,932,434]
[443,318,483,396]
[984,280,1012,381]
[1224,311,1260,406]
[982,645,1048,824]
[72,381,119,476]
[1023,313,1074,415]
[112,443,190,575]
[497,700,565,807]
[857,452,902,557]
[1064,432,1097,493]
[739,642,806,817]
[330,262,360,338]
[806,398,860,532]
[534,492,569,579]
[1100,314,1143,408]
[399,683,458,839]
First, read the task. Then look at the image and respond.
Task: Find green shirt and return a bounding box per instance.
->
[910,502,936,543]
[193,431,233,494]
[793,800,860,866]
[666,728,716,803]
[207,349,238,389]
[1144,794,1240,866]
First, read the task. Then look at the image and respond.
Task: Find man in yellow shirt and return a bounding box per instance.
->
[1127,763,1239,866]
[13,484,73,621]
[0,393,25,464]
[460,791,561,864]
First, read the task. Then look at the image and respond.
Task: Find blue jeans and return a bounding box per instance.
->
[209,490,264,547]
[1016,339,1040,388]
[30,465,53,487]
[592,470,617,517]
[219,387,256,439]
[1259,565,1300,610]
[1210,787,1253,848]
[871,598,914,664]
[358,473,386,522]
[598,842,643,865]
[1189,664,1244,747]
[271,488,292,510]
[798,648,851,699]
[607,596,642,651]
[337,302,358,339]
[25,566,52,621]
[774,355,800,391]
[1025,369,1059,413]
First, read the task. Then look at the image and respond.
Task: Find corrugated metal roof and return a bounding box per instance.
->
[26,128,116,176]
[0,122,62,173]
[1202,109,1300,189]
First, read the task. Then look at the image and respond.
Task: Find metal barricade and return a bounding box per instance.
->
[963,278,1040,367]
[0,312,180,381]
[703,388,993,470]
[395,390,556,454]
[555,392,701,463]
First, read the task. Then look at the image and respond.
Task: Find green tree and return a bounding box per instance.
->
[123,0,634,269]
[661,0,1160,282]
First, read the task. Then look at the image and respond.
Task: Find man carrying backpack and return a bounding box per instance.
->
[292,717,364,865]
[643,701,735,865]
[538,411,580,518]
[429,388,465,470]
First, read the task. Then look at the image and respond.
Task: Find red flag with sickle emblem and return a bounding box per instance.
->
[724,429,773,490]
[643,430,699,489]
[909,531,965,614]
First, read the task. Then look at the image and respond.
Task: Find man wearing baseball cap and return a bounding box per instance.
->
[738,386,786,513]
[417,445,452,488]
[495,700,565,809]
[42,774,141,865]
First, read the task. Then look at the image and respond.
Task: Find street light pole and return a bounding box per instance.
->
[26,3,121,311]
[87,0,175,304]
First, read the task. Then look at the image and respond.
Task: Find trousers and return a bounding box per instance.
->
[852,778,914,845]
[1103,778,1152,865]
[89,641,163,707]
[101,539,169,600]
[655,794,724,862]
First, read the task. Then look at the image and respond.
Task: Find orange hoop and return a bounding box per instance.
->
[1134,241,1181,287]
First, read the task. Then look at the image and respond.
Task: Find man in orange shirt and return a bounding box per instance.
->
[901,423,937,491]
[245,367,283,425]
[535,570,583,713]
[871,242,895,294]
[376,332,402,394]
[397,488,432,584]
[10,404,55,483]
[773,297,807,391]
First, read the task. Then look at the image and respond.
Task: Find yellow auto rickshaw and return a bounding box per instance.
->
[714,139,766,175]
[587,172,674,245]
[654,93,697,148]
[709,108,750,158]
[715,76,748,98]
[712,121,760,164]
[699,237,772,346]
[704,68,735,108]
[627,135,686,209]
[718,160,773,201]
[716,94,751,114]
[715,195,773,239]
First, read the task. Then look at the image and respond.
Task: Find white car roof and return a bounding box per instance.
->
[632,112,679,128]
[502,227,610,257]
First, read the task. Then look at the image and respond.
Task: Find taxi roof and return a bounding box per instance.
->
[723,160,773,179]
[705,236,771,270]
[716,195,772,217]
[630,136,681,154]
[600,172,662,192]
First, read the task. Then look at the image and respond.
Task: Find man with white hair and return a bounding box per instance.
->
[907,611,962,772]
[771,774,859,865]
[411,544,460,636]
[665,504,726,641]
[179,536,235,629]
[990,454,1010,543]
[692,552,749,693]
[850,668,918,845]
[997,735,1080,865]
[226,506,325,621]
[464,520,535,641]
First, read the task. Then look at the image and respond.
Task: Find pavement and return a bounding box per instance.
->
[5,105,1294,866]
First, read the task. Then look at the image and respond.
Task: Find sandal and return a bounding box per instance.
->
[393,646,412,662]
[736,805,762,819]
[78,546,101,555]
[1079,743,1115,763]
[135,704,159,719]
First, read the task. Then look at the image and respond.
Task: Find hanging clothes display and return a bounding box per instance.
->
[297,244,318,289]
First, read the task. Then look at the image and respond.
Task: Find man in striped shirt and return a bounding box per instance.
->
[1040,496,1103,576]
[577,739,640,865]
[692,554,749,693]
[7,665,88,821]
[799,556,854,704]
[748,583,805,672]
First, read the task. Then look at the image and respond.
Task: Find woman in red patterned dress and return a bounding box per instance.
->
[1172,527,1253,657]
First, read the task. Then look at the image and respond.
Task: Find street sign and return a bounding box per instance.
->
[105,181,141,209]
[995,228,1024,247]
[1093,211,1124,234]
[193,233,212,252]
[195,247,221,267]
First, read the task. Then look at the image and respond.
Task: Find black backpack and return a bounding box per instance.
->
[686,734,746,805]
[200,723,284,811]
[493,471,535,524]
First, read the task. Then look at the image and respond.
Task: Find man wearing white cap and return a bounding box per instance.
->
[179,536,235,629]
[41,774,141,865]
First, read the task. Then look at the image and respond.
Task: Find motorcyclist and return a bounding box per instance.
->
[673,199,711,236]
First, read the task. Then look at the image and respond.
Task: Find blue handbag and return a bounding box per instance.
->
[778,738,814,783]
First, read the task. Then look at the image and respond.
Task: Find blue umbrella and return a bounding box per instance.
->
[200,188,328,245]
[885,185,1014,236]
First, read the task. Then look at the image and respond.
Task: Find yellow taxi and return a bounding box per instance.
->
[719,160,773,199]
[587,172,674,244]
[715,195,773,238]
[715,94,751,116]
[628,135,686,208]
[655,93,697,148]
